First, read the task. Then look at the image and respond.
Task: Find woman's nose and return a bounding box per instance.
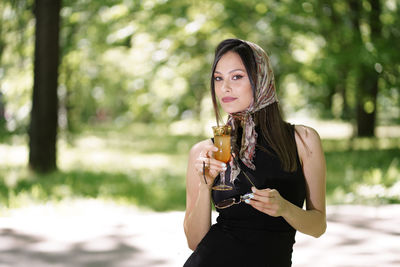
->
[221,79,232,92]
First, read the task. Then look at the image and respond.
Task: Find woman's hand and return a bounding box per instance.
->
[194,144,227,187]
[246,187,289,217]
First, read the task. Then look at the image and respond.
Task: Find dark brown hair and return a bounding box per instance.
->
[210,39,299,172]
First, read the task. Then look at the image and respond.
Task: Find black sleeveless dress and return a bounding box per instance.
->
[184,125,306,267]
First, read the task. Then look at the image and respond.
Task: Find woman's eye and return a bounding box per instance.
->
[233,75,243,80]
[214,76,222,81]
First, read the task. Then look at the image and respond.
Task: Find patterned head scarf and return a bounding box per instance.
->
[226,40,278,182]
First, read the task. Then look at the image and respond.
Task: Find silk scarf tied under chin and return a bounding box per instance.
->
[226,40,278,183]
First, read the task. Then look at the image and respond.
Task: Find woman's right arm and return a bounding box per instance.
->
[183,140,226,250]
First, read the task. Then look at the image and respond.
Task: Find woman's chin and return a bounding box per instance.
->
[221,102,250,114]
[222,107,245,114]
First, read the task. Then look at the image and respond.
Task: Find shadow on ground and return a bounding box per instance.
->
[0,216,168,267]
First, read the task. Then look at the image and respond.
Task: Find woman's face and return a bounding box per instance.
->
[213,51,253,114]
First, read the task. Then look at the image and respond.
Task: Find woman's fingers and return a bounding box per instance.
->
[251,187,278,198]
[203,144,218,156]
[194,159,226,182]
[194,144,229,185]
[246,196,277,216]
[245,188,286,217]
[197,145,227,170]
[249,194,274,207]
[247,188,274,204]
[196,157,226,170]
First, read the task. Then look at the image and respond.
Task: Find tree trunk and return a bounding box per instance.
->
[339,70,351,120]
[349,0,381,137]
[29,0,61,172]
[356,0,381,137]
[356,66,379,136]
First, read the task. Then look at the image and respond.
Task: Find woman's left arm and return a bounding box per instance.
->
[248,125,326,238]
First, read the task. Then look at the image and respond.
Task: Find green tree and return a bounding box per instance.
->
[1,0,399,139]
[349,0,379,136]
[295,0,399,136]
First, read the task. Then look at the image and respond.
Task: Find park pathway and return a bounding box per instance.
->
[0,200,399,267]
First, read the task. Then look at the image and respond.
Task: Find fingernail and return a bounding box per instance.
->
[245,199,250,204]
[222,167,227,171]
[248,193,254,199]
[251,187,256,193]
[221,163,226,167]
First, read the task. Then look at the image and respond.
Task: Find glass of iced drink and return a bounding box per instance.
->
[212,125,232,191]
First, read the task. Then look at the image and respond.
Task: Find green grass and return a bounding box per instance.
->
[322,137,400,204]
[0,123,399,213]
[0,169,186,212]
[325,148,399,204]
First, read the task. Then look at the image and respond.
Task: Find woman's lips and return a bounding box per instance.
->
[221,97,237,103]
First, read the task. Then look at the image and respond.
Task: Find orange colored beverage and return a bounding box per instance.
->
[214,135,231,163]
[212,125,232,191]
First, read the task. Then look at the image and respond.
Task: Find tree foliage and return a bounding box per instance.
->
[0,0,399,137]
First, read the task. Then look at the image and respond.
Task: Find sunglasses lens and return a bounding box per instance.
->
[215,198,235,209]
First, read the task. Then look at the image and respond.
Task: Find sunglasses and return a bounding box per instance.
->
[215,192,254,209]
[214,153,257,209]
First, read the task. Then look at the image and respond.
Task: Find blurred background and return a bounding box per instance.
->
[0,0,399,266]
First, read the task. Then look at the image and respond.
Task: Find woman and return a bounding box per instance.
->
[183,39,326,266]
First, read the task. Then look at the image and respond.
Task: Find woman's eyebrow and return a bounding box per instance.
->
[214,68,246,74]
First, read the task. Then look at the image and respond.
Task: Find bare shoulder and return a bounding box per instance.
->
[294,125,323,159]
[295,125,321,142]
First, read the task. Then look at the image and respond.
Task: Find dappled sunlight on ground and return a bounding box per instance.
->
[0,135,188,174]
[0,122,399,266]
[0,144,28,167]
[0,199,190,267]
[376,125,400,138]
[0,201,399,267]
[56,131,190,173]
[59,145,184,173]
[293,205,400,267]
[171,117,400,140]
[1,121,399,209]
[288,117,354,139]
[288,117,400,139]
[58,134,186,173]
